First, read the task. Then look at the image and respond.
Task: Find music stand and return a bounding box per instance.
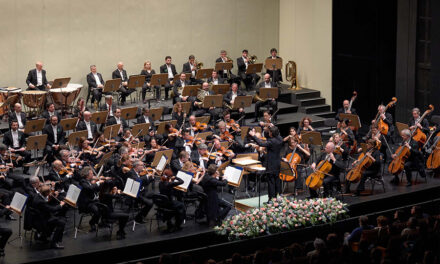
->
[24,119,46,135]
[60,117,78,132]
[103,79,122,93]
[50,77,71,89]
[182,85,200,97]
[259,88,279,100]
[173,73,191,83]
[172,102,191,114]
[120,107,138,125]
[95,150,114,170]
[202,95,223,108]
[103,124,121,139]
[68,131,88,146]
[232,96,253,110]
[215,62,233,74]
[195,68,214,80]
[127,75,145,90]
[132,123,150,137]
[195,116,211,125]
[152,149,173,167]
[26,135,47,160]
[212,84,230,95]
[195,131,213,141]
[245,63,263,75]
[149,107,164,122]
[265,58,283,84]
[156,120,177,135]
[91,111,108,125]
[301,131,323,146]
[396,122,409,135]
[339,113,362,130]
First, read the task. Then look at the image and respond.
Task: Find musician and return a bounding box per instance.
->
[237,49,260,91]
[390,129,426,186]
[281,136,310,191]
[337,119,355,146]
[173,73,192,104]
[193,82,221,123]
[248,126,284,200]
[77,166,103,233]
[3,121,31,174]
[223,83,246,120]
[73,98,89,120]
[163,123,185,157]
[159,56,178,101]
[100,95,116,117]
[172,102,186,128]
[76,111,98,141]
[0,224,11,257]
[408,108,430,137]
[137,107,153,125]
[200,164,231,226]
[182,130,197,156]
[207,71,225,85]
[112,62,134,105]
[298,117,314,134]
[86,65,106,106]
[266,48,283,83]
[254,74,278,122]
[184,115,202,137]
[129,160,155,224]
[171,151,190,175]
[159,169,186,231]
[105,107,128,136]
[79,137,103,165]
[43,115,66,163]
[259,111,274,138]
[32,185,66,249]
[372,104,394,137]
[283,127,298,143]
[182,55,202,84]
[26,61,51,90]
[336,100,357,120]
[140,60,159,102]
[48,160,73,194]
[190,143,210,170]
[347,139,382,196]
[8,103,26,131]
[41,103,62,124]
[330,133,349,161]
[216,50,238,83]
[308,142,345,198]
[223,110,243,132]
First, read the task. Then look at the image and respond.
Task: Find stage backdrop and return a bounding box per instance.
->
[0,0,279,98]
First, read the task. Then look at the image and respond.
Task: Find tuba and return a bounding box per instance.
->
[285,60,299,90]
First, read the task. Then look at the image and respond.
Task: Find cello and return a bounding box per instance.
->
[346,144,375,183]
[388,138,411,175]
[305,156,332,190]
[279,143,301,182]
[373,97,397,135]
[411,105,434,145]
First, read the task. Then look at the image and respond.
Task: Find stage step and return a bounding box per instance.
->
[243,102,298,119]
[304,104,331,114]
[298,97,326,107]
[314,111,336,118]
[295,89,321,100]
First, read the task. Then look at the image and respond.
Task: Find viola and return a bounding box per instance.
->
[220,131,234,141]
[139,167,155,176]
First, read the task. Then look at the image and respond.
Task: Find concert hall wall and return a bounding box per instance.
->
[0,0,279,98]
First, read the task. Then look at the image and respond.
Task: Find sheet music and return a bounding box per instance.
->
[157,155,167,171]
[174,171,193,192]
[123,178,141,198]
[10,192,28,213]
[65,184,81,204]
[224,166,243,186]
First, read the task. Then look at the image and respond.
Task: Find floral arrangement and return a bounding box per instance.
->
[214,196,349,240]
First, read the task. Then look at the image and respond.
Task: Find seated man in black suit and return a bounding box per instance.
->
[223,83,246,122]
[43,115,65,163]
[207,71,225,85]
[76,111,98,141]
[170,151,190,175]
[266,48,283,83]
[254,74,279,122]
[41,103,62,125]
[77,167,103,232]
[100,95,116,118]
[173,73,193,104]
[237,49,260,91]
[193,82,221,124]
[215,50,239,84]
[335,99,358,121]
[26,61,51,91]
[129,160,154,223]
[105,107,128,137]
[3,121,31,174]
[8,103,26,131]
[86,65,106,107]
[182,55,202,85]
[159,56,178,101]
[112,62,134,105]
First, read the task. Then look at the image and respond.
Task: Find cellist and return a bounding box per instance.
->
[390,129,426,186]
[281,137,310,192]
[346,139,381,196]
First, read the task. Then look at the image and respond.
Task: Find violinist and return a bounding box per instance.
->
[182,130,197,155]
[113,153,132,185]
[408,107,429,139]
[78,137,102,165]
[172,102,186,128]
[171,151,190,175]
[164,123,185,157]
[329,133,349,160]
[210,138,234,166]
[76,111,98,141]
[184,115,209,135]
[144,138,164,165]
[390,129,426,186]
[0,144,26,194]
[346,139,381,196]
[129,160,154,224]
[372,104,394,137]
[78,166,105,230]
[47,160,73,195]
[254,73,278,123]
[159,169,186,231]
[190,143,211,170]
[281,136,310,191]
[3,120,31,174]
[308,142,345,198]
[223,110,242,133]
[215,121,236,143]
[120,128,136,143]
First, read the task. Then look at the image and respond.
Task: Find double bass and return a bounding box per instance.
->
[411,105,434,145]
[346,148,375,183]
[373,97,397,135]
[305,156,332,190]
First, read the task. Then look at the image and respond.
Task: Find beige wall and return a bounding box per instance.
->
[279,0,332,104]
[0,0,279,97]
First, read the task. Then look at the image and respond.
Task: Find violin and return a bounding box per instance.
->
[226,119,240,132]
[139,167,155,176]
[346,148,375,183]
[195,121,208,131]
[388,139,411,175]
[58,166,74,176]
[373,97,397,135]
[411,105,434,145]
[209,146,234,160]
[220,131,234,141]
[305,157,332,190]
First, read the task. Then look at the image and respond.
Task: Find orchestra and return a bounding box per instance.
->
[0,53,438,256]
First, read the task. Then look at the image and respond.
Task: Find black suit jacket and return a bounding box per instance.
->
[182,62,195,74]
[105,116,128,130]
[8,112,26,127]
[42,124,65,146]
[173,80,191,97]
[26,69,48,87]
[336,107,357,120]
[41,110,62,124]
[252,135,284,173]
[170,159,184,175]
[207,77,226,85]
[236,57,247,78]
[112,69,128,82]
[140,69,156,83]
[76,120,98,138]
[256,81,279,97]
[408,117,430,135]
[215,57,234,77]
[32,194,63,221]
[159,64,177,79]
[86,72,105,89]
[266,56,283,81]
[3,130,26,148]
[77,179,100,211]
[223,90,246,105]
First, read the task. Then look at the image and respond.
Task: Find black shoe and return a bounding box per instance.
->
[51,242,64,249]
[406,182,412,187]
[5,215,16,221]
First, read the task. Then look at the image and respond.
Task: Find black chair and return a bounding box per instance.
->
[23,206,45,246]
[95,202,116,239]
[431,115,440,126]
[151,194,175,231]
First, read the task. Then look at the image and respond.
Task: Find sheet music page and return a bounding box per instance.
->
[65,184,81,203]
[175,171,193,191]
[123,178,141,197]
[224,166,243,185]
[123,178,134,196]
[157,155,167,171]
[10,192,27,213]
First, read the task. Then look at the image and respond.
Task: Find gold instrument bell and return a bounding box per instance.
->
[248,55,257,64]
[196,61,204,70]
[285,60,299,90]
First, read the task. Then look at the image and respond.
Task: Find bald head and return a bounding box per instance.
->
[36,61,43,71]
[202,82,209,90]
[325,142,335,153]
[117,62,124,70]
[14,103,22,113]
[83,111,91,121]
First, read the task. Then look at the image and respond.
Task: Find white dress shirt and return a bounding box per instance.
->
[242,56,248,69]
[93,73,102,86]
[143,115,150,123]
[212,78,218,85]
[11,130,19,148]
[85,121,93,139]
[52,125,58,143]
[15,112,24,129]
[115,117,121,125]
[167,65,173,79]
[231,91,238,102]
[36,70,43,86]
[264,82,272,88]
[119,70,125,81]
[107,103,113,116]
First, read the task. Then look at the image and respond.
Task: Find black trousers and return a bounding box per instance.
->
[345,170,378,193]
[163,79,173,99]
[109,211,129,233]
[267,172,281,200]
[309,175,339,198]
[86,202,101,226]
[404,160,427,182]
[12,150,31,172]
[142,84,160,100]
[118,86,135,103]
[0,227,12,249]
[92,88,111,104]
[136,194,153,219]
[240,73,260,91]
[47,217,66,243]
[168,200,186,227]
